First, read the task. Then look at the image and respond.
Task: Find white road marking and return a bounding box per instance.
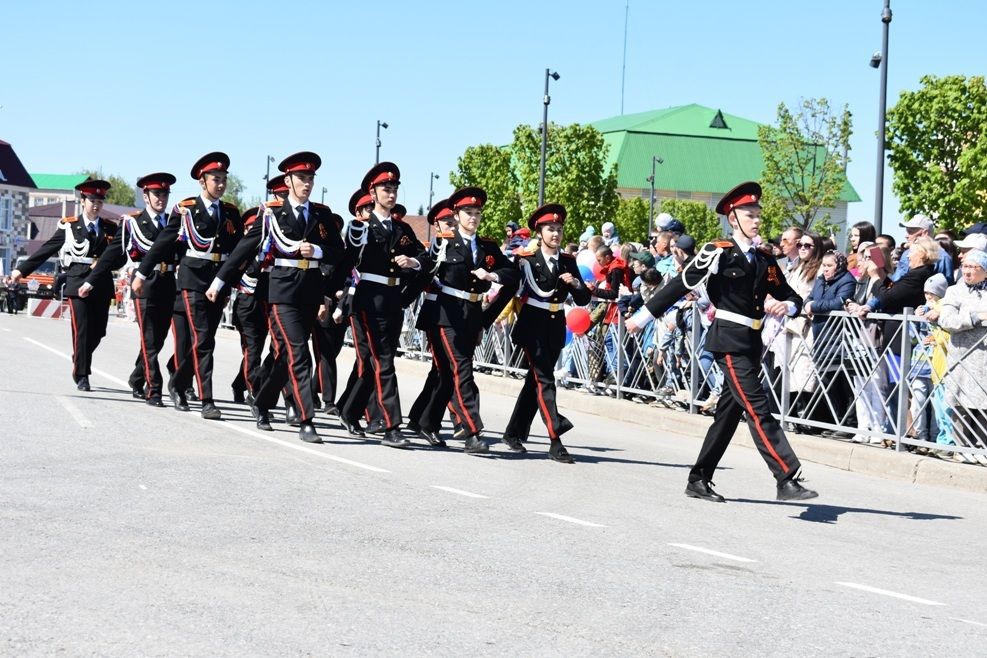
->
[138,484,148,491]
[24,337,129,387]
[835,582,945,606]
[431,485,488,499]
[536,512,607,528]
[953,618,987,629]
[667,543,757,563]
[56,396,92,428]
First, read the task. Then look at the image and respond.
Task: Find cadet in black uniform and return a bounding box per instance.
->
[209,151,347,443]
[11,180,118,391]
[502,204,591,463]
[627,181,818,502]
[134,152,243,419]
[339,162,429,448]
[81,173,178,406]
[418,187,518,453]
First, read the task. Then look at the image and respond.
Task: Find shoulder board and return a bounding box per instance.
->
[179,198,197,208]
[265,199,284,209]
[222,201,239,211]
[477,237,498,245]
[62,216,79,223]
[558,252,575,260]
[711,240,733,248]
[310,202,330,211]
[392,217,409,226]
[756,244,773,255]
[129,211,142,218]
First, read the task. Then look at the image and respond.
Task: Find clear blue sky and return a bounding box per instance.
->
[3,0,984,237]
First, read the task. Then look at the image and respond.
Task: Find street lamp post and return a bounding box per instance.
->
[264,155,275,200]
[321,186,327,204]
[376,120,389,164]
[646,155,664,230]
[538,68,560,207]
[871,0,892,235]
[428,172,440,211]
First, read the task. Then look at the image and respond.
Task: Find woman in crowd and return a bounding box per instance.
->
[937,248,987,465]
[847,221,877,272]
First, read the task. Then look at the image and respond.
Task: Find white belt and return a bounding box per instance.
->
[424,293,437,301]
[440,285,484,303]
[274,258,319,270]
[67,256,95,265]
[358,272,400,287]
[715,309,763,330]
[185,251,228,262]
[525,298,563,312]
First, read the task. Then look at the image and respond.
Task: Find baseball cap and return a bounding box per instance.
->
[629,251,656,268]
[955,233,987,251]
[675,235,696,253]
[900,214,934,231]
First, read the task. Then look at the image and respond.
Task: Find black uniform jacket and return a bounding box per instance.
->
[420,230,519,333]
[138,196,243,293]
[348,213,429,315]
[86,209,177,302]
[644,238,803,354]
[512,250,592,349]
[18,215,118,299]
[218,201,346,306]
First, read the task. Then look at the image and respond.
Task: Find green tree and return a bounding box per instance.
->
[613,197,650,243]
[450,143,522,239]
[221,173,246,209]
[510,122,620,240]
[417,204,425,216]
[82,170,136,206]
[659,199,723,244]
[757,98,852,231]
[886,75,987,233]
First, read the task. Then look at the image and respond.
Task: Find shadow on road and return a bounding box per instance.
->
[731,499,964,524]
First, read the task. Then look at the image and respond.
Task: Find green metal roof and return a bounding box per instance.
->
[29,173,90,191]
[591,104,861,203]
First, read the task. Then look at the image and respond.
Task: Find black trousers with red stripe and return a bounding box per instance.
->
[409,355,447,430]
[336,357,383,422]
[255,303,319,422]
[505,339,573,441]
[172,290,225,403]
[690,351,801,484]
[422,325,483,435]
[67,295,110,380]
[231,292,269,395]
[128,294,173,397]
[312,317,346,406]
[341,311,402,430]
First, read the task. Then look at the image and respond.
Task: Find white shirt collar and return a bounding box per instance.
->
[288,196,310,218]
[201,194,220,210]
[82,212,98,227]
[372,209,391,223]
[733,234,755,254]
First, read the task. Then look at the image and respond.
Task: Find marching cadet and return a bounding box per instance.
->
[135,152,243,419]
[11,180,118,391]
[627,181,818,502]
[80,173,178,406]
[338,162,429,448]
[502,204,590,462]
[417,188,518,453]
[208,151,346,444]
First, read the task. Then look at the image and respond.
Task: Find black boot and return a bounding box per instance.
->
[685,479,725,503]
[548,440,573,463]
[298,421,322,444]
[464,434,489,454]
[381,429,411,449]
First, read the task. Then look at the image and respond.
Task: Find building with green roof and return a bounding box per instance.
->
[29,172,91,208]
[590,104,860,232]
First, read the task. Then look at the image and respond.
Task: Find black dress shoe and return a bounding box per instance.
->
[146,396,164,408]
[255,409,273,431]
[500,435,527,453]
[299,422,322,443]
[323,403,339,416]
[381,429,411,448]
[185,387,199,402]
[685,479,725,503]
[232,388,246,404]
[201,401,222,420]
[367,419,386,435]
[464,435,489,454]
[777,478,819,501]
[76,376,91,392]
[169,384,190,412]
[418,430,447,448]
[341,418,366,438]
[406,421,421,434]
[548,440,574,463]
[131,386,145,399]
[284,403,301,427]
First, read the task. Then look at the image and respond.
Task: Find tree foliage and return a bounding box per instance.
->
[449,143,522,240]
[82,170,135,206]
[612,197,650,244]
[757,98,852,232]
[221,173,246,209]
[886,75,987,233]
[659,199,723,244]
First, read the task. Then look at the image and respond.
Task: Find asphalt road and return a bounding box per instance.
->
[1,312,985,657]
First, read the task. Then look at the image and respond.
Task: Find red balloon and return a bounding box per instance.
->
[591,260,606,281]
[566,307,592,335]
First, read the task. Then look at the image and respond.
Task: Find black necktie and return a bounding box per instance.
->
[296,206,307,233]
[549,257,558,276]
[88,222,97,239]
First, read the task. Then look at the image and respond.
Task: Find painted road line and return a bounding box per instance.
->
[953,618,987,629]
[835,582,945,606]
[431,485,489,499]
[56,395,93,428]
[667,543,757,563]
[223,422,390,474]
[24,337,129,387]
[536,512,607,528]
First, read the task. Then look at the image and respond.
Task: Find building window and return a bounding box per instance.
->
[0,196,13,231]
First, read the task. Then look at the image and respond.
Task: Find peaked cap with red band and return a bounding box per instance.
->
[392,204,407,221]
[75,179,111,200]
[190,151,230,179]
[242,206,261,228]
[715,181,762,216]
[348,189,374,217]
[267,175,289,196]
[361,161,400,192]
[427,199,453,225]
[278,151,321,175]
[136,172,176,191]
[448,186,487,210]
[527,203,567,230]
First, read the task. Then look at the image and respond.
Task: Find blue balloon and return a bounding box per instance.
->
[578,264,594,282]
[565,328,574,346]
